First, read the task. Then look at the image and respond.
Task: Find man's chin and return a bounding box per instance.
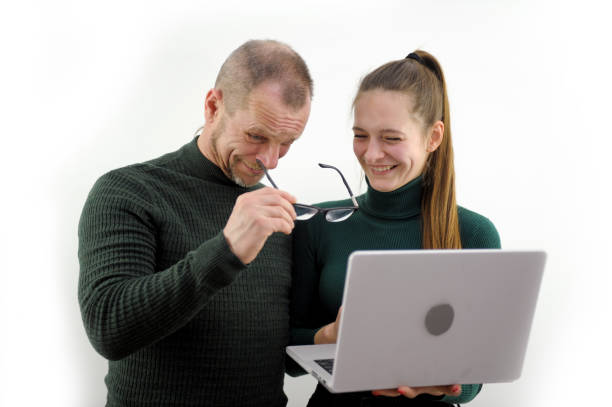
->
[231,173,262,188]
[229,161,264,187]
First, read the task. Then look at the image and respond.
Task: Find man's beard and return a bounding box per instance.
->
[229,160,249,187]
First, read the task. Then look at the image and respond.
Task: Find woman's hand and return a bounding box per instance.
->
[372,384,461,398]
[314,307,342,344]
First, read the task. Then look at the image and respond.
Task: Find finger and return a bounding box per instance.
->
[247,189,298,219]
[398,386,442,398]
[396,386,419,398]
[277,196,298,220]
[372,389,401,397]
[265,216,295,235]
[237,192,296,225]
[251,186,297,206]
[428,385,459,396]
[276,189,297,204]
[397,385,459,398]
[449,384,462,395]
[254,205,296,230]
[250,209,295,235]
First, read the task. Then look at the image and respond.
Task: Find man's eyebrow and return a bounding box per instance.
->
[248,126,297,143]
[247,126,271,136]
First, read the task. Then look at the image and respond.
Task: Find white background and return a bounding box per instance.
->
[1,1,610,406]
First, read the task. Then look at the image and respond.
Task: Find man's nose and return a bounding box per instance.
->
[256,144,281,170]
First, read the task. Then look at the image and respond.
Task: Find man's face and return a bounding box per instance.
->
[209,81,311,187]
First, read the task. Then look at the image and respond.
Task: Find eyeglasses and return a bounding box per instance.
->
[256,159,359,222]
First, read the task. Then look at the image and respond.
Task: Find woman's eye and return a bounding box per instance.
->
[353,134,367,139]
[385,137,402,142]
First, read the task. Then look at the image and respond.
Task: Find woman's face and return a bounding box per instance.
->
[353,89,442,192]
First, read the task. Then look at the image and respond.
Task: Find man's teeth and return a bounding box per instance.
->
[371,165,394,173]
[244,162,261,170]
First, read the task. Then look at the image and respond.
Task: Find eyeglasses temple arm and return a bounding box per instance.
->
[256,159,278,189]
[318,163,359,208]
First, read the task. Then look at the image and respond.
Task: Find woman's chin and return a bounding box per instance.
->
[369,180,396,192]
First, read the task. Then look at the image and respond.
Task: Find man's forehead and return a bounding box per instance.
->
[246,123,300,143]
[246,96,309,138]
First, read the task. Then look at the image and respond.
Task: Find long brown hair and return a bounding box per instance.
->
[354,50,461,249]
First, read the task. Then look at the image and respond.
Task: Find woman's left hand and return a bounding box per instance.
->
[372,384,461,398]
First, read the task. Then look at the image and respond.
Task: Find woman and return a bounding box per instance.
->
[290,50,500,406]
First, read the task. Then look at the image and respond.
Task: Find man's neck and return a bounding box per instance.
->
[197,130,222,169]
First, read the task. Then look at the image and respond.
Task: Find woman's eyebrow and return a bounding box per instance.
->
[379,128,405,136]
[352,126,405,136]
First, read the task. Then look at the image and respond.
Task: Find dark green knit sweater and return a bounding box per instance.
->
[78,137,292,406]
[290,175,501,405]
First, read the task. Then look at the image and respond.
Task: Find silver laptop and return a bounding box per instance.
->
[286,249,546,393]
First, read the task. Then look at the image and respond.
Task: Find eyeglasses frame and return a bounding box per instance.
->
[255,159,359,222]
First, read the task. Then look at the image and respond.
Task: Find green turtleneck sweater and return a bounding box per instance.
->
[78,137,292,407]
[290,176,500,405]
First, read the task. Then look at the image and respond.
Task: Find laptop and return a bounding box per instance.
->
[286,249,546,393]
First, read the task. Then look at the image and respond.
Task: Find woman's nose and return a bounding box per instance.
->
[364,139,385,162]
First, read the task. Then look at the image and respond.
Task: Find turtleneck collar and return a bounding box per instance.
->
[180,136,253,189]
[358,175,423,220]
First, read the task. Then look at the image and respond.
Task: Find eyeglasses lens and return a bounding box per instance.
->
[325,209,355,222]
[294,204,318,221]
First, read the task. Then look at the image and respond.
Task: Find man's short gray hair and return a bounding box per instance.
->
[214,39,313,114]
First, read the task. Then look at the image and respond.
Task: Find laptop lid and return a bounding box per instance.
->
[301,249,546,393]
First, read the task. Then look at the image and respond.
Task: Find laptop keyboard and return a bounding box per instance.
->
[314,358,334,375]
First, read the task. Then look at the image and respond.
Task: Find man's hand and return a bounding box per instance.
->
[372,384,461,398]
[223,187,297,264]
[314,306,342,344]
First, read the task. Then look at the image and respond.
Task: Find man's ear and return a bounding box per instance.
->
[204,88,224,123]
[427,120,444,152]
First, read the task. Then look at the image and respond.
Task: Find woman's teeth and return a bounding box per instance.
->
[371,165,395,173]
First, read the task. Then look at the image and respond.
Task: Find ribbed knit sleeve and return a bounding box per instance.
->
[78,170,246,361]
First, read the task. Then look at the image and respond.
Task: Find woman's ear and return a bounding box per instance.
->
[427,120,444,152]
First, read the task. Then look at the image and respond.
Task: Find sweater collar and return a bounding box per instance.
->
[181,136,253,188]
[359,175,422,220]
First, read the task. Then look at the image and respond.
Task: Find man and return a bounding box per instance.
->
[78,40,312,406]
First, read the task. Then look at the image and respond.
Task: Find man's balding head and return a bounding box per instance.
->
[214,40,313,114]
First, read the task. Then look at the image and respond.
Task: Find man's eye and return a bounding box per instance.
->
[353,134,367,139]
[385,137,402,142]
[248,133,265,142]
